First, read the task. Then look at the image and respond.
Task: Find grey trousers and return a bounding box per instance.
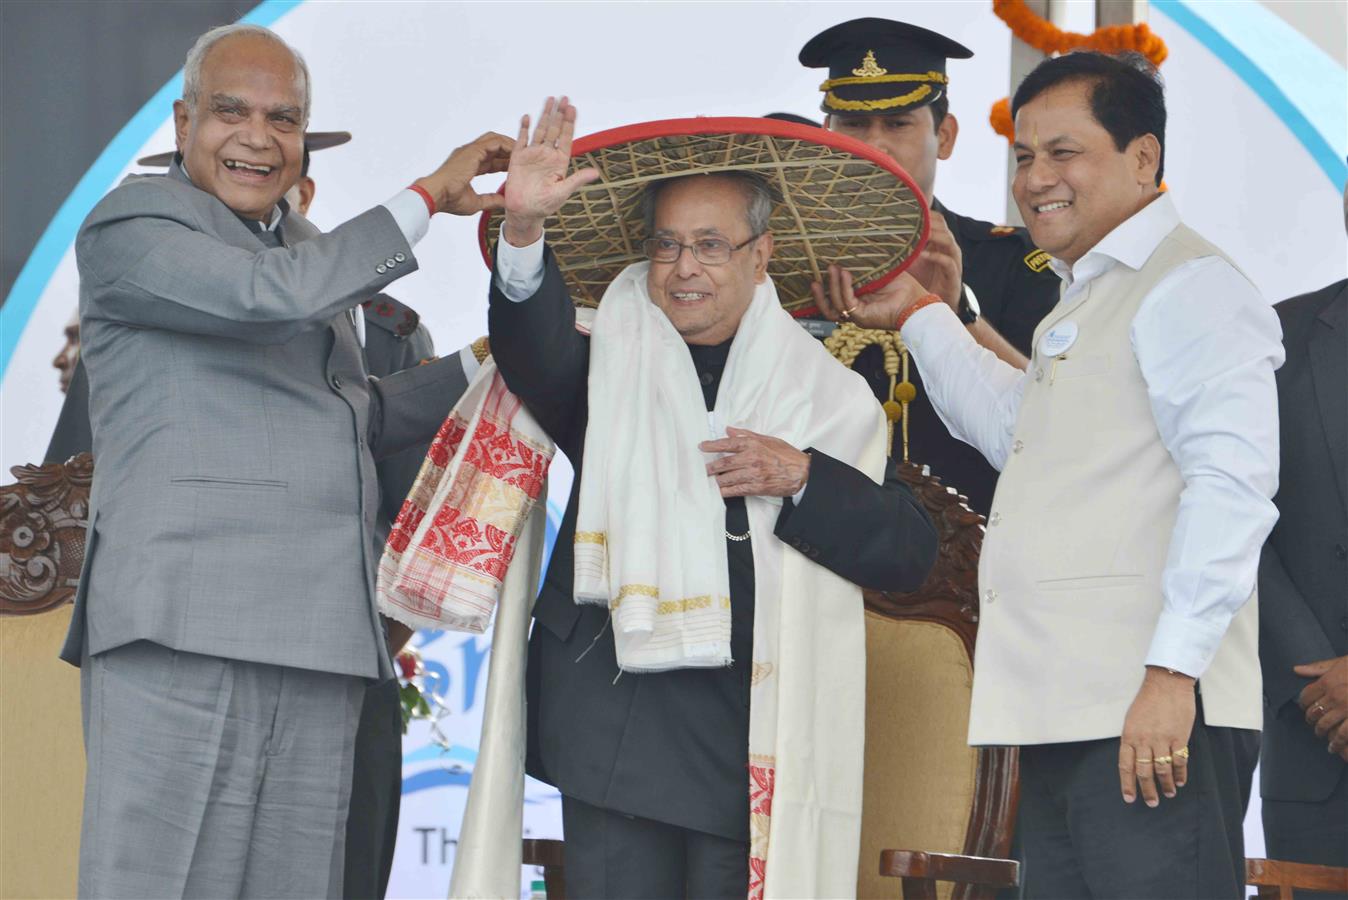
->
[79,641,365,899]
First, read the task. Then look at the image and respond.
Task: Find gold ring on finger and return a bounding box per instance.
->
[1155,755,1173,766]
[1175,747,1190,760]
[1135,758,1152,764]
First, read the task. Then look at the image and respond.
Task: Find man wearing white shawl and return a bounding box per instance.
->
[488,99,938,898]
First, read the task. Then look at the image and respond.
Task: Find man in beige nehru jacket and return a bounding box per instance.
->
[817,52,1282,898]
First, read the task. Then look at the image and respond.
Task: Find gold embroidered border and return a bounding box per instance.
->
[819,71,947,91]
[573,531,607,546]
[825,84,934,111]
[656,595,727,616]
[610,585,732,615]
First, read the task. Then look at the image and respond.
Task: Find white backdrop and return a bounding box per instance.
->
[0,2,1343,898]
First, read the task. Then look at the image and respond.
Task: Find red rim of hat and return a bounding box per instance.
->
[477,116,930,317]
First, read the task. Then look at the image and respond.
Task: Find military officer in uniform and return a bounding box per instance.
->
[798,18,1061,514]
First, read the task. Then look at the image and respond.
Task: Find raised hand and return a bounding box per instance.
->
[810,264,931,331]
[414,131,515,216]
[501,96,600,247]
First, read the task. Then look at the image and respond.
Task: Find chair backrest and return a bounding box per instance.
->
[1,453,92,616]
[857,463,1018,900]
[0,454,93,898]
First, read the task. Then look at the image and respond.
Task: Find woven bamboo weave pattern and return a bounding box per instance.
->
[484,126,926,313]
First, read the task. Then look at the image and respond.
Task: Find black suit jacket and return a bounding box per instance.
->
[489,247,938,839]
[1259,279,1348,802]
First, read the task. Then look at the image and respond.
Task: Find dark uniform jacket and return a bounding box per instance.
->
[490,247,938,841]
[1259,279,1348,803]
[842,202,1060,514]
[345,294,436,900]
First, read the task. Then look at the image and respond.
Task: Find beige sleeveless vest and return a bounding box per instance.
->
[968,223,1261,746]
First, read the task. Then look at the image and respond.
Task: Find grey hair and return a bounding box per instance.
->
[182,24,311,124]
[640,172,774,237]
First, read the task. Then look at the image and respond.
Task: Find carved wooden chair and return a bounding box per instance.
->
[861,462,1018,899]
[1246,858,1348,899]
[0,453,93,899]
[522,463,1019,898]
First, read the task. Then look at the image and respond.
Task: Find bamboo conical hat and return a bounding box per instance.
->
[479,116,929,314]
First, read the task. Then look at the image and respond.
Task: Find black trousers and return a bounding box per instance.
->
[1263,767,1348,900]
[342,678,403,900]
[1017,710,1254,899]
[560,795,748,899]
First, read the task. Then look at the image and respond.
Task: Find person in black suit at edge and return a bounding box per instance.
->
[1258,181,1348,897]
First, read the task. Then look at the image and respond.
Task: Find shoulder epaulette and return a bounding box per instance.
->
[949,210,1029,244]
[361,293,420,338]
[1023,248,1053,273]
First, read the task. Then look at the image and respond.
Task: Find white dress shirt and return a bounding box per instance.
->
[900,193,1284,678]
[494,229,547,301]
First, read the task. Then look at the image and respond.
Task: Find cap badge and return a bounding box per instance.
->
[852,50,888,78]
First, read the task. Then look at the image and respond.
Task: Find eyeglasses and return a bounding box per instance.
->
[642,234,762,266]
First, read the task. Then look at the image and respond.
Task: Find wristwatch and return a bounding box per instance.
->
[956,283,981,326]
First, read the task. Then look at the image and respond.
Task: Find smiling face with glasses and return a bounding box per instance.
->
[642,174,774,346]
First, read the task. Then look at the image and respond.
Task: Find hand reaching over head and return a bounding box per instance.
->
[810,266,933,332]
[413,131,516,216]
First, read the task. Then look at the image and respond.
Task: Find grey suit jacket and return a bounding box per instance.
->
[61,164,469,679]
[1259,279,1348,802]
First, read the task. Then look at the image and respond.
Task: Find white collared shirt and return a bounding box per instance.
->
[900,193,1284,678]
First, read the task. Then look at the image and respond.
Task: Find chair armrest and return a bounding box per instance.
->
[1246,858,1348,899]
[523,839,567,900]
[879,849,1020,887]
[522,838,565,868]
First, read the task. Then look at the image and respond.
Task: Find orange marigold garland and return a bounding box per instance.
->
[990,97,1014,142]
[990,0,1169,140]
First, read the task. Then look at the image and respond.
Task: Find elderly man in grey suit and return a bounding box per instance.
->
[62,23,512,898]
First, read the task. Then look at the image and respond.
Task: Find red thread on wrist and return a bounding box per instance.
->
[895,293,944,332]
[408,184,437,218]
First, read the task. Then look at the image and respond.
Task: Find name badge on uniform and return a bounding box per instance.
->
[1039,321,1078,358]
